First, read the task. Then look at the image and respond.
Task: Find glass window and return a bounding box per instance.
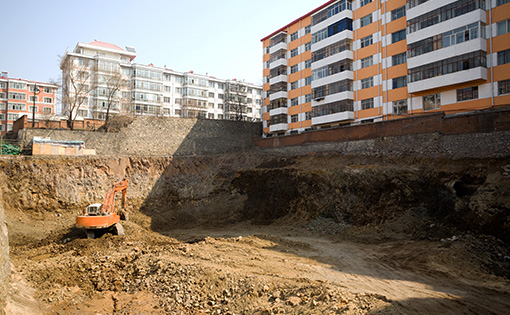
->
[360,14,372,27]
[423,93,441,111]
[291,48,298,57]
[497,20,510,36]
[291,98,299,106]
[392,53,407,66]
[291,32,298,41]
[290,65,299,74]
[361,98,374,109]
[291,114,299,123]
[392,29,406,43]
[305,77,312,85]
[393,99,408,115]
[497,0,510,5]
[360,35,373,48]
[291,81,299,90]
[360,0,373,7]
[392,76,407,89]
[361,56,373,68]
[305,25,311,34]
[498,49,510,65]
[457,86,478,101]
[305,42,311,51]
[499,79,510,94]
[361,77,374,89]
[305,59,312,69]
[391,6,406,21]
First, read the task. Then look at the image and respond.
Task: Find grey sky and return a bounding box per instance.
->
[0,0,325,86]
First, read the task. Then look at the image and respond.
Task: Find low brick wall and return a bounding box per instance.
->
[255,107,510,149]
[19,117,262,157]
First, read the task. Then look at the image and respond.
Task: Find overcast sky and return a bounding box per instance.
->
[0,0,326,86]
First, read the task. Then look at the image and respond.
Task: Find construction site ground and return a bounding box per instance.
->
[5,210,510,314]
[2,153,510,314]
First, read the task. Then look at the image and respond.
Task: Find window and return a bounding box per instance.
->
[208,113,214,119]
[0,82,6,88]
[497,0,510,5]
[305,94,312,103]
[0,103,5,110]
[312,0,352,25]
[305,42,311,52]
[43,107,52,114]
[305,76,312,85]
[291,48,299,57]
[423,93,441,111]
[44,97,52,103]
[0,93,5,99]
[361,98,374,110]
[361,56,373,68]
[28,106,38,113]
[360,0,373,7]
[218,103,223,109]
[290,65,299,74]
[312,59,352,81]
[8,103,25,111]
[392,29,406,43]
[218,94,224,99]
[392,76,407,89]
[209,92,214,98]
[305,59,312,69]
[29,96,38,102]
[43,87,52,93]
[499,79,510,94]
[360,35,373,48]
[311,18,353,44]
[361,77,374,89]
[391,6,405,21]
[408,0,486,34]
[312,38,352,62]
[392,53,407,66]
[8,92,26,100]
[393,99,408,115]
[291,98,299,106]
[291,81,299,90]
[360,14,372,27]
[164,97,171,103]
[457,86,478,101]
[0,114,4,120]
[291,32,299,41]
[305,25,311,34]
[497,20,510,36]
[10,82,26,90]
[291,114,298,123]
[313,79,353,98]
[7,113,18,121]
[498,49,510,65]
[409,51,487,83]
[312,100,353,117]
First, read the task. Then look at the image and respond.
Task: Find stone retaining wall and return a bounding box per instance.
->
[18,117,262,157]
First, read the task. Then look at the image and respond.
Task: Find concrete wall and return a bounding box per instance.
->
[18,117,262,157]
[0,188,8,315]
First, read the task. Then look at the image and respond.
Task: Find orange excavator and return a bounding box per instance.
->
[76,178,129,239]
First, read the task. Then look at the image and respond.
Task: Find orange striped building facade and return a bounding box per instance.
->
[261,0,510,136]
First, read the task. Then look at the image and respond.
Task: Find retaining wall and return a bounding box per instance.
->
[18,117,262,157]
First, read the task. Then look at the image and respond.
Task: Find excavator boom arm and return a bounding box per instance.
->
[101,178,128,215]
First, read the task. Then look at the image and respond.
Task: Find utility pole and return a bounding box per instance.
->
[32,84,39,128]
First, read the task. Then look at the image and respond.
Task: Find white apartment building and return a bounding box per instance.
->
[61,41,263,121]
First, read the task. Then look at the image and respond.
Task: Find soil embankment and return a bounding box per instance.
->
[1,153,509,314]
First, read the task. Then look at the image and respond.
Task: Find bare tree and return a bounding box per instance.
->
[102,71,124,131]
[60,56,97,130]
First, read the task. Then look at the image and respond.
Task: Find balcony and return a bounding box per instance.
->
[269,42,287,55]
[269,107,288,116]
[269,123,288,133]
[408,67,487,93]
[269,91,288,101]
[311,111,354,126]
[269,75,287,86]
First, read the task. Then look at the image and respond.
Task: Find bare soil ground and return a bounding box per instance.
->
[5,210,510,315]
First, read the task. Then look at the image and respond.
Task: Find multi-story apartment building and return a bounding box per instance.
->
[261,0,510,136]
[0,72,58,134]
[61,41,262,122]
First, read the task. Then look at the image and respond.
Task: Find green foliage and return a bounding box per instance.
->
[1,144,21,155]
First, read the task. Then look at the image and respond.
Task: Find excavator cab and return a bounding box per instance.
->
[85,203,103,216]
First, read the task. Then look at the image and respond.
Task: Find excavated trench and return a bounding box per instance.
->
[1,152,510,314]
